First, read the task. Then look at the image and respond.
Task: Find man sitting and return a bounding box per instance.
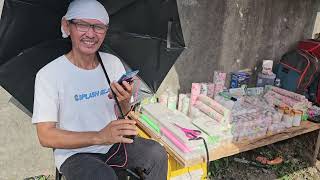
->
[32,1,167,179]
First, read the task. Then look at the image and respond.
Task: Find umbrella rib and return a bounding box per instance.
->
[108,0,138,15]
[10,0,33,6]
[108,31,185,49]
[10,0,67,14]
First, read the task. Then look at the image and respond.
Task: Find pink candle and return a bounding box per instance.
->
[160,127,191,153]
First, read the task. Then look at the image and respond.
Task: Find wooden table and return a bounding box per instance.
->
[129,112,320,167]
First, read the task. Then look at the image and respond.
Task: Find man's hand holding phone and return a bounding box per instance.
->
[108,70,139,140]
[108,81,133,101]
[117,70,139,85]
[108,70,139,103]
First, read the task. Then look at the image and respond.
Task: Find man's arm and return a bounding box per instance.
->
[36,122,101,149]
[110,81,133,116]
[36,120,137,149]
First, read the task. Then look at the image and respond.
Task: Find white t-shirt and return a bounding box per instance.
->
[32,52,126,170]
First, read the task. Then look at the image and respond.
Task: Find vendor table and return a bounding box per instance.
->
[129,112,320,179]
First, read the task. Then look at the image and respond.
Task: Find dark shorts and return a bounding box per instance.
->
[60,137,167,180]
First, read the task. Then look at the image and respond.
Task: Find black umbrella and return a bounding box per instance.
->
[0,0,185,112]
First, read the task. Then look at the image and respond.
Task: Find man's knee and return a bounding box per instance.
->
[91,165,118,180]
[61,155,118,180]
[65,167,117,180]
[148,141,167,163]
[143,141,168,179]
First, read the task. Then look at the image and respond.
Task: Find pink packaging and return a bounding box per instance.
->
[214,84,225,97]
[159,92,168,106]
[194,101,224,122]
[200,83,208,96]
[270,86,306,101]
[190,83,201,106]
[161,127,191,153]
[197,94,230,116]
[213,71,227,85]
[207,83,215,98]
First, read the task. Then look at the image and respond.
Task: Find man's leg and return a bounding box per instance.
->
[125,137,168,180]
[60,153,117,180]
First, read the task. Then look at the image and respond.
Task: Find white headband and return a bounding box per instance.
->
[61,0,109,38]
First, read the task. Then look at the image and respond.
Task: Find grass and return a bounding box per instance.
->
[208,157,230,178]
[255,144,309,177]
[208,139,315,179]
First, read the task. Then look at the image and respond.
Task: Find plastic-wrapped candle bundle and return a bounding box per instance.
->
[181,94,190,115]
[192,115,233,144]
[207,83,215,98]
[200,83,208,96]
[228,96,276,141]
[214,84,225,98]
[213,71,226,85]
[213,71,226,98]
[264,86,311,109]
[197,94,231,122]
[159,91,169,106]
[178,94,187,111]
[269,86,307,101]
[231,109,272,141]
[194,101,224,122]
[214,93,236,110]
[264,91,303,108]
[178,93,190,115]
[197,95,230,115]
[167,91,178,110]
[267,122,286,135]
[189,106,208,119]
[191,83,201,106]
[231,101,259,117]
[270,109,283,124]
[141,103,216,159]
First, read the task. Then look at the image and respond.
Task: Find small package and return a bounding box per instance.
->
[230,71,251,88]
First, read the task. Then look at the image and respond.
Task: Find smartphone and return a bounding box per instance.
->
[117,70,139,84]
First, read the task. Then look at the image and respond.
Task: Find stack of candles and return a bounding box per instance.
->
[229,96,273,141]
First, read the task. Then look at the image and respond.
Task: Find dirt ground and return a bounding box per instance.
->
[209,132,320,180]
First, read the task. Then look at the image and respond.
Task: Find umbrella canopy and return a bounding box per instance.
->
[0,0,185,112]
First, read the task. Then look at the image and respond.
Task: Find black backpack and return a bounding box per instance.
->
[275,50,319,94]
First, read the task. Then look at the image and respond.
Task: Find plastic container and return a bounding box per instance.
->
[283,109,293,128]
[292,110,303,126]
[274,78,281,87]
[262,60,274,75]
[278,106,289,117]
[256,72,276,87]
[277,106,286,114]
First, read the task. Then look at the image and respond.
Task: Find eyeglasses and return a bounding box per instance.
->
[69,20,108,34]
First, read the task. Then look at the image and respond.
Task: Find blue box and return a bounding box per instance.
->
[230,72,251,88]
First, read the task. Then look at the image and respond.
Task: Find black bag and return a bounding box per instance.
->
[275,50,319,94]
